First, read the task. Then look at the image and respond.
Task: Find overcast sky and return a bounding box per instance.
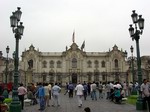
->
[0,0,150,58]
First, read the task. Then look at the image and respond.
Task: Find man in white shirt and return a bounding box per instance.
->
[91,81,97,100]
[141,79,150,111]
[75,82,84,107]
[51,83,61,106]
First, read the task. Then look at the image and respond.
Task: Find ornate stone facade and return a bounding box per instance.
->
[0,51,14,83]
[1,42,150,86]
[19,43,129,86]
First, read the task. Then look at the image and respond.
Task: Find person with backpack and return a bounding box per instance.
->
[68,82,74,98]
[35,82,45,111]
[83,82,88,100]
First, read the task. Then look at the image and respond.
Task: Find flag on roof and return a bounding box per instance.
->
[81,40,85,50]
[72,31,75,43]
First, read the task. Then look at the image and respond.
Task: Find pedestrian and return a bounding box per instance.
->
[84,107,91,112]
[83,82,88,100]
[141,79,150,111]
[18,83,27,110]
[110,82,114,101]
[27,88,38,105]
[51,82,61,107]
[106,82,111,99]
[48,83,52,99]
[27,88,34,99]
[75,82,84,107]
[64,82,69,95]
[128,82,133,96]
[68,82,74,98]
[87,82,91,95]
[98,82,103,99]
[44,83,50,107]
[91,81,97,100]
[35,82,45,111]
[114,87,121,103]
[123,81,128,96]
[102,83,106,98]
[30,83,36,95]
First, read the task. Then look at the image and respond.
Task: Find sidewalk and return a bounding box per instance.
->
[22,92,147,112]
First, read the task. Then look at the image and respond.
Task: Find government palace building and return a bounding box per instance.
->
[0,39,150,86]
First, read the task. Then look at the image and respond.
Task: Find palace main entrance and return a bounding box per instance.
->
[72,73,77,84]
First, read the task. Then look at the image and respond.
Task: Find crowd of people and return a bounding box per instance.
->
[64,81,138,101]
[0,79,149,111]
[64,80,150,110]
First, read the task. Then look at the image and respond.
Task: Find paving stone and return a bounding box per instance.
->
[22,91,147,112]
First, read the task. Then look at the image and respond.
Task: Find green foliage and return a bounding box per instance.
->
[127,95,138,105]
[3,98,12,104]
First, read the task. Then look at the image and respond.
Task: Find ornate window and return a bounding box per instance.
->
[94,60,99,68]
[28,59,33,69]
[101,61,105,68]
[57,61,62,68]
[72,58,77,68]
[114,59,118,68]
[87,60,92,68]
[42,60,47,68]
[50,60,54,68]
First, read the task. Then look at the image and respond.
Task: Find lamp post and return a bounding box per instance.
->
[128,10,144,110]
[130,45,137,95]
[9,7,24,112]
[5,46,10,84]
[130,45,135,83]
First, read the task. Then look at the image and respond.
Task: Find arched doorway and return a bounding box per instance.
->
[72,73,77,84]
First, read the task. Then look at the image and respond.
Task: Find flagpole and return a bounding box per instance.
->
[72,31,75,43]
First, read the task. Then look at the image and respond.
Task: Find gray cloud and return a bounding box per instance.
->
[0,0,150,58]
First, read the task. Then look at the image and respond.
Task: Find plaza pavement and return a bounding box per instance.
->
[22,91,147,112]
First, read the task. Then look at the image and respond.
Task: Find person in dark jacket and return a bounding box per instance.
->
[68,82,74,98]
[84,107,91,112]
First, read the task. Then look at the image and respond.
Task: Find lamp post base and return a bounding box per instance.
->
[9,101,21,112]
[136,97,146,110]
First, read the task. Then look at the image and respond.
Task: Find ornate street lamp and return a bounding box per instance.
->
[9,7,24,112]
[130,45,137,95]
[5,46,10,84]
[128,10,144,110]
